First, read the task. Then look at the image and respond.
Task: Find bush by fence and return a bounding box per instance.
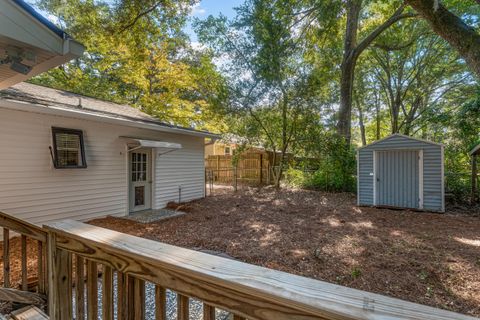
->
[285,167,357,192]
[445,172,479,203]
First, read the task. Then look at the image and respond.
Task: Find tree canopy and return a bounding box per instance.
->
[33,0,228,131]
[31,0,479,192]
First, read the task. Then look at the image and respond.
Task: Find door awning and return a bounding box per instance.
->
[120,136,182,155]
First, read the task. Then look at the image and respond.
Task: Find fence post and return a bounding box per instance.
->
[267,163,271,185]
[259,154,263,184]
[234,167,238,192]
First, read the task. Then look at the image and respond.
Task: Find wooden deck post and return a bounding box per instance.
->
[21,235,27,291]
[47,231,73,319]
[75,255,85,320]
[86,260,98,320]
[3,228,9,288]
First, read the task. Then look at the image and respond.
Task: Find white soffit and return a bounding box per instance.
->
[0,0,85,89]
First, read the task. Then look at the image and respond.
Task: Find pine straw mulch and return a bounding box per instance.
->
[0,236,43,314]
[1,186,479,316]
[89,187,480,317]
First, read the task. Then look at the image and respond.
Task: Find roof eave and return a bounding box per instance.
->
[0,98,219,139]
[470,144,480,156]
[0,39,85,90]
[0,1,85,89]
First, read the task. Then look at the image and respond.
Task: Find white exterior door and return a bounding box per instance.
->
[129,149,152,212]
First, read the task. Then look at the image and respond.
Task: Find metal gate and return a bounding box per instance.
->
[375,150,420,209]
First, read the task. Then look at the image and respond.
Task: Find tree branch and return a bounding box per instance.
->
[355,4,417,57]
[119,1,165,33]
[405,0,480,77]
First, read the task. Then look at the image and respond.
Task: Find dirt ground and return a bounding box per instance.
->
[1,186,479,316]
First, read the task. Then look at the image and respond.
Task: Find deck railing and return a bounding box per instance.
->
[44,219,477,320]
[0,211,47,297]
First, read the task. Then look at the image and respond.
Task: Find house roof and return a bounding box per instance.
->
[0,82,218,138]
[357,133,443,150]
[12,0,68,39]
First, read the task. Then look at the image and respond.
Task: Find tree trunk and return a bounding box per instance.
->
[336,2,411,144]
[337,0,362,145]
[391,102,400,134]
[405,0,480,77]
[375,92,381,140]
[355,94,367,146]
[275,92,289,189]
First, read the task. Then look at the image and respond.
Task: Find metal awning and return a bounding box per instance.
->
[120,136,182,155]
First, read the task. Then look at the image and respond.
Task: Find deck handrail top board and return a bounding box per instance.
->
[0,211,47,242]
[44,219,477,320]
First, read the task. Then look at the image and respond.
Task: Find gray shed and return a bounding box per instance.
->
[357,134,444,212]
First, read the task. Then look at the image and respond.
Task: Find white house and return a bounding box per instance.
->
[0,1,217,226]
[0,82,217,225]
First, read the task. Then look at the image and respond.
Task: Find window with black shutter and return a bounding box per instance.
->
[51,127,87,168]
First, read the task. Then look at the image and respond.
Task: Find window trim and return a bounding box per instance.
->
[51,127,87,169]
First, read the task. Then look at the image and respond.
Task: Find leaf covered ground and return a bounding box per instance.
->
[89,186,480,317]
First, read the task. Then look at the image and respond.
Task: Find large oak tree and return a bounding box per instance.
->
[405,0,480,77]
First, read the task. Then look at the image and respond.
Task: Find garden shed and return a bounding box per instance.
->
[357,134,444,212]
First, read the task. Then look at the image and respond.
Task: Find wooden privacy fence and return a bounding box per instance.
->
[206,153,271,185]
[44,219,477,320]
[0,211,47,307]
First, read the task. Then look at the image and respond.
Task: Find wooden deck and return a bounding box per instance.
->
[0,211,479,319]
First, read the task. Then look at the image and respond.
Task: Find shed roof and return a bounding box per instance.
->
[0,82,218,138]
[470,144,480,156]
[358,134,443,151]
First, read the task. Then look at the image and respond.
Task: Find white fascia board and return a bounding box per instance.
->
[0,98,219,139]
[0,0,64,54]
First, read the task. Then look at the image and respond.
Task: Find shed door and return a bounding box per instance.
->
[376,150,419,209]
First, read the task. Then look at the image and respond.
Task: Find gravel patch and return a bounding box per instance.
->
[119,209,186,224]
[72,274,231,319]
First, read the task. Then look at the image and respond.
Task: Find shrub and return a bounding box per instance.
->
[305,167,356,192]
[286,134,357,192]
[445,173,472,203]
[284,167,306,188]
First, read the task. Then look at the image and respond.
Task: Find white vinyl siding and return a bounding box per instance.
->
[0,107,205,226]
[154,136,205,208]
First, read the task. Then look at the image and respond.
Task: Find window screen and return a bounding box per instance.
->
[52,127,87,168]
